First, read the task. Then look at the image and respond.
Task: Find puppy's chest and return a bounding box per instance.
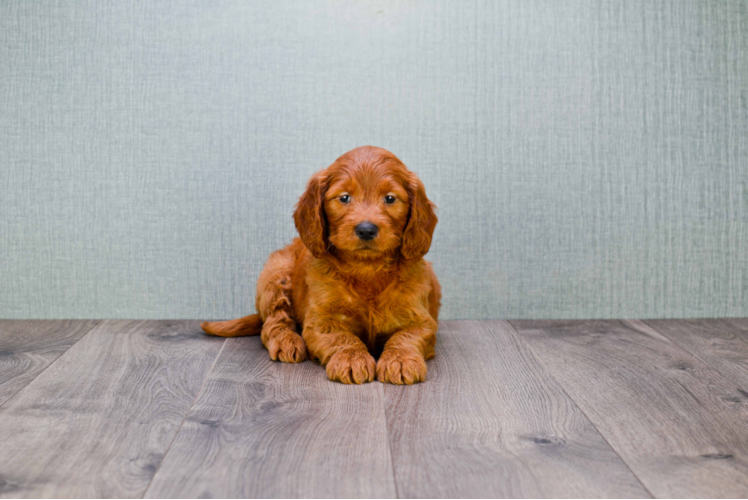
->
[331,281,415,335]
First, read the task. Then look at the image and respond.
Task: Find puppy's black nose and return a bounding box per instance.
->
[355,221,378,241]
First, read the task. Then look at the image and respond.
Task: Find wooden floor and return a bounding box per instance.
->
[1,319,747,498]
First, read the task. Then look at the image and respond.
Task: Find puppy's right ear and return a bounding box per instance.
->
[293,173,328,258]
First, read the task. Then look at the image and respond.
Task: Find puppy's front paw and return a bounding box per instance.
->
[376,349,427,385]
[266,331,307,363]
[326,348,376,384]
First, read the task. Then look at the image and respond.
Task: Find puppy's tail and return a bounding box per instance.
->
[201,314,263,337]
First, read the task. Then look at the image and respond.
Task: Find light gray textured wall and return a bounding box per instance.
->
[1,0,747,320]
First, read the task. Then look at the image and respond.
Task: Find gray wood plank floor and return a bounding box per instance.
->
[145,335,396,498]
[0,320,100,406]
[644,319,748,391]
[0,320,223,498]
[0,318,746,498]
[510,319,748,498]
[383,321,649,498]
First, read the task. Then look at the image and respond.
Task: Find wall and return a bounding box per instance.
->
[2,0,747,319]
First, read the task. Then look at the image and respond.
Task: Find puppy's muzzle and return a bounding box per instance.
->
[355,221,378,241]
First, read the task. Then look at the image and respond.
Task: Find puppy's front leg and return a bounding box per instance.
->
[303,315,376,384]
[377,317,437,385]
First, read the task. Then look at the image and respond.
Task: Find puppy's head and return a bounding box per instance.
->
[293,146,437,261]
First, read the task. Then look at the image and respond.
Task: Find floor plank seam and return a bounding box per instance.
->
[505,320,656,499]
[381,386,401,499]
[0,319,103,410]
[141,337,228,499]
[639,319,716,371]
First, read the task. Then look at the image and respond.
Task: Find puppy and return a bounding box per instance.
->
[202,146,440,384]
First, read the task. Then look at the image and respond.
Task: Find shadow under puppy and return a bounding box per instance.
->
[202,146,441,384]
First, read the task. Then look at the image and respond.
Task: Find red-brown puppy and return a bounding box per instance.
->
[202,146,440,384]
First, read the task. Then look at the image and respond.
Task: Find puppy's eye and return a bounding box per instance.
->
[384,195,396,204]
[339,195,350,203]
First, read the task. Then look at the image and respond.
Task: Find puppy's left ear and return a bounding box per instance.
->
[401,173,437,260]
[293,173,329,258]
